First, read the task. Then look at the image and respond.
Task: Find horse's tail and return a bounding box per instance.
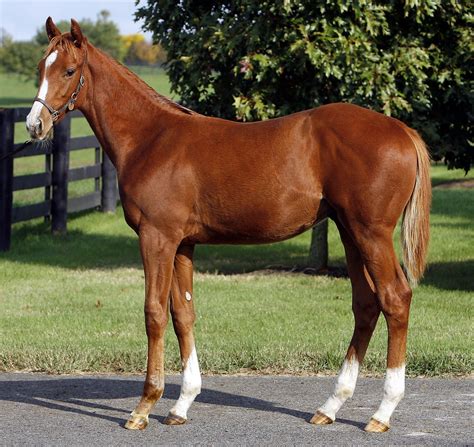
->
[401,128,432,287]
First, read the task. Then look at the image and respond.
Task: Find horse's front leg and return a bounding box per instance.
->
[164,244,201,425]
[125,224,178,430]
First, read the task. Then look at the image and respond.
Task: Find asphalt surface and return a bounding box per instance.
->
[0,373,472,446]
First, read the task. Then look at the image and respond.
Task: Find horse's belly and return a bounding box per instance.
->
[193,192,325,244]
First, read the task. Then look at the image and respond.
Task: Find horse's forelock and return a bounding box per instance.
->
[43,34,78,60]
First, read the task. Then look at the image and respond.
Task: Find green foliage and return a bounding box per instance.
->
[0,41,43,81]
[136,0,473,172]
[122,34,167,66]
[0,10,125,83]
[34,10,125,61]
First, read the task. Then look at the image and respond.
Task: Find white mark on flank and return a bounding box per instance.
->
[26,50,58,130]
[185,291,192,301]
[318,356,359,421]
[169,346,201,419]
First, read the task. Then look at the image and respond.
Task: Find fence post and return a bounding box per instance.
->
[51,115,71,234]
[0,109,14,251]
[308,218,329,272]
[101,150,117,213]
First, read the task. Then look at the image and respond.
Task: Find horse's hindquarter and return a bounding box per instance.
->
[187,112,325,243]
[312,104,418,227]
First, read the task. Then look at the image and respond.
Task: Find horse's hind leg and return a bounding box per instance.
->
[164,244,201,425]
[312,222,380,425]
[334,220,412,432]
[357,230,412,432]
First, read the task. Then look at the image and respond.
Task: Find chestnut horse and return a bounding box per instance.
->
[26,18,431,433]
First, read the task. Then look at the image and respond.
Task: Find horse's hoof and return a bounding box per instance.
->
[364,418,390,433]
[124,412,149,430]
[310,411,334,425]
[163,413,187,425]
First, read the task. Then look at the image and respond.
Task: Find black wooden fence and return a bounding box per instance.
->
[0,108,117,251]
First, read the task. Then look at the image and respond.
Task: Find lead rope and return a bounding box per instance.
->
[0,140,34,162]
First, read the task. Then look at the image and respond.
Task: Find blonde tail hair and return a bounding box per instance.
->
[401,129,432,286]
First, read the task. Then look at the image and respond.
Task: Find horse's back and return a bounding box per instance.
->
[129,102,418,243]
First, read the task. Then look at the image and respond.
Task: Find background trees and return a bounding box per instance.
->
[0,10,165,83]
[33,10,125,61]
[136,0,472,172]
[122,34,167,66]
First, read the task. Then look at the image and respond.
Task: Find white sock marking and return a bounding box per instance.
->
[372,364,405,425]
[26,50,58,129]
[169,346,201,419]
[318,357,359,420]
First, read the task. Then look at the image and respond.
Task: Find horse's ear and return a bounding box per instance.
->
[70,19,84,47]
[45,17,61,41]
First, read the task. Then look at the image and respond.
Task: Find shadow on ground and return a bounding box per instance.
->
[3,213,313,274]
[0,377,349,428]
[422,260,474,292]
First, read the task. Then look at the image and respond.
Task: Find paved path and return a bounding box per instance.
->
[0,373,472,446]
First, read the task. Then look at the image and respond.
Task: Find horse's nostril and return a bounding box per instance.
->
[35,119,43,134]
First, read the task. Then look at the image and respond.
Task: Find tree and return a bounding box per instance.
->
[136,1,472,173]
[137,0,472,270]
[34,10,125,61]
[0,28,12,46]
[0,41,43,80]
[122,34,167,66]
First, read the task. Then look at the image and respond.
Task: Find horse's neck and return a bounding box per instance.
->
[79,44,177,171]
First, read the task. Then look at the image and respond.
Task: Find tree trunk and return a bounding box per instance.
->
[308,219,328,271]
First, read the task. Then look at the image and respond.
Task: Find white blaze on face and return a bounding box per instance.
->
[169,346,201,419]
[318,356,359,421]
[372,364,406,425]
[26,50,58,130]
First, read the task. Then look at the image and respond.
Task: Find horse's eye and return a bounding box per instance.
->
[66,68,75,77]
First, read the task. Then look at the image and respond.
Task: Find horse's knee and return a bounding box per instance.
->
[145,309,168,336]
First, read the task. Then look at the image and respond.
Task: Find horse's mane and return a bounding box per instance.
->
[45,34,194,116]
[96,46,194,116]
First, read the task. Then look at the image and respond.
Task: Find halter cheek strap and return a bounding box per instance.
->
[34,47,88,122]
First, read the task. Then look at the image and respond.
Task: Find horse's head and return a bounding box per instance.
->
[26,17,88,140]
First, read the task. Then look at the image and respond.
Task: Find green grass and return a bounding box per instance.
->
[430,163,473,187]
[1,71,473,376]
[0,179,472,376]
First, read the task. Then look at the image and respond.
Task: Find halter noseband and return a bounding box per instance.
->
[34,46,88,122]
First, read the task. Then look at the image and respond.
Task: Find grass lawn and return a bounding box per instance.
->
[0,177,472,376]
[1,72,473,377]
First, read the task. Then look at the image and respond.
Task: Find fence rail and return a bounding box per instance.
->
[0,107,117,251]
